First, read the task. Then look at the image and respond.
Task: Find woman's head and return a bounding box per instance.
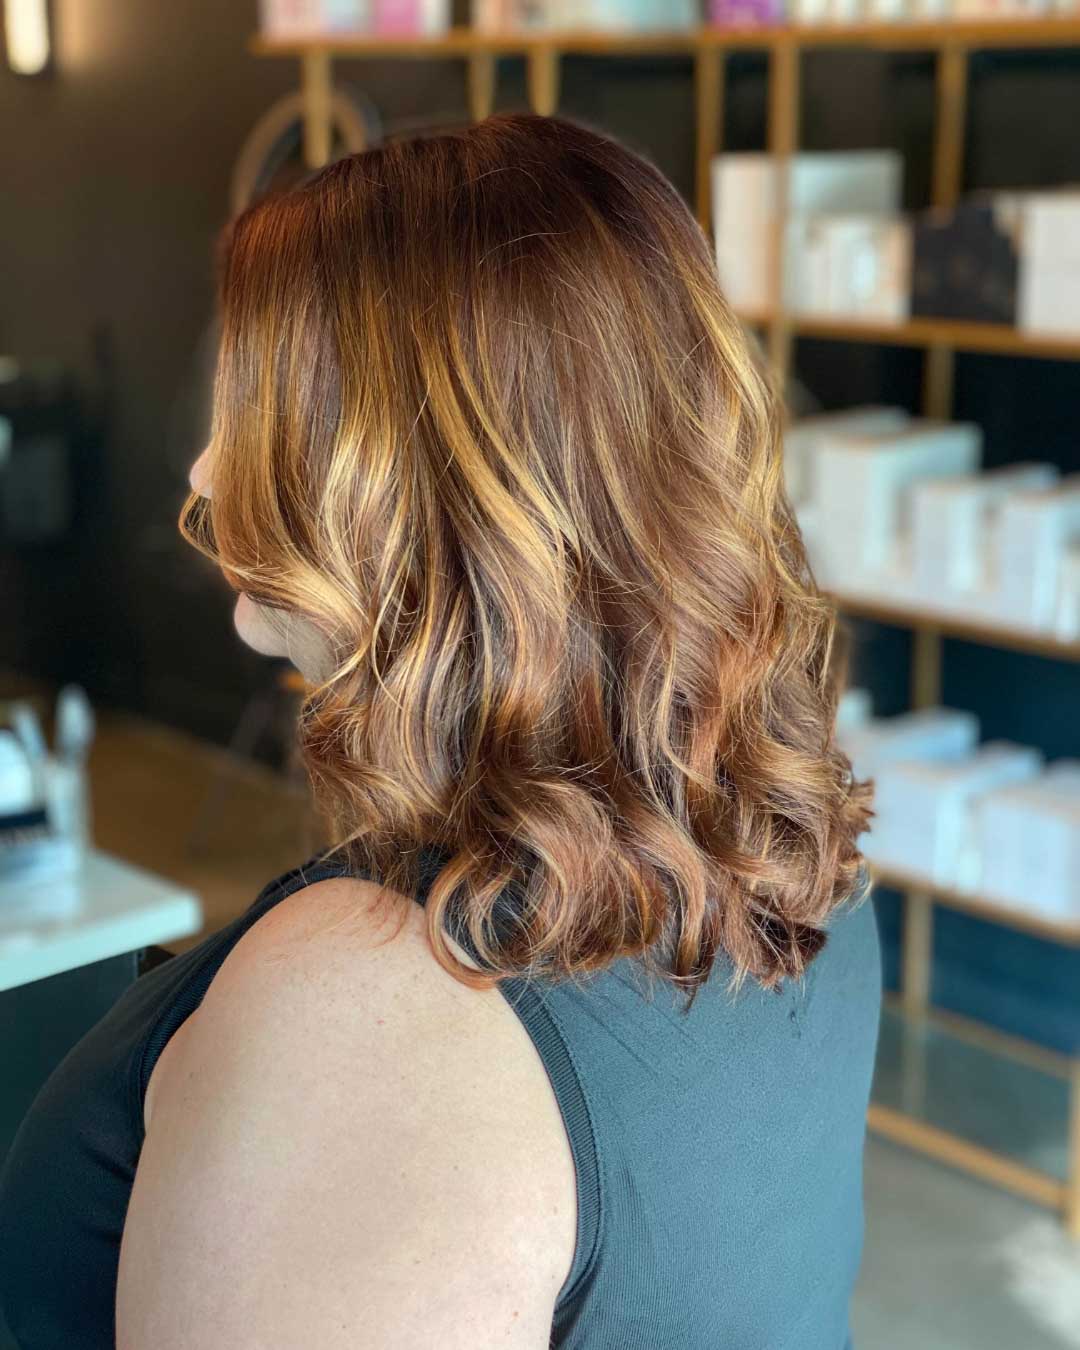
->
[182,113,869,1003]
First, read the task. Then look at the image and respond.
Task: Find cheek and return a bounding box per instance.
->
[233,593,290,658]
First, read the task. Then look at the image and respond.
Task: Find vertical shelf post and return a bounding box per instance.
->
[301,48,333,170]
[899,41,971,1022]
[766,38,800,384]
[1068,1062,1080,1239]
[467,51,497,122]
[694,44,724,234]
[527,44,561,116]
[901,626,942,1019]
[932,44,969,212]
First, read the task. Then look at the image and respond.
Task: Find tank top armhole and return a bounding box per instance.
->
[124,848,604,1313]
[126,853,357,1139]
[497,975,604,1314]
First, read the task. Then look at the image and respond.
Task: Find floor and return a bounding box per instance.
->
[86,710,323,946]
[855,1138,1080,1350]
[8,700,1080,1345]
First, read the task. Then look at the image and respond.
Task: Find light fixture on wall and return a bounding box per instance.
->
[4,0,51,76]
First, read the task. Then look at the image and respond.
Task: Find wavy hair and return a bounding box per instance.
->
[181,113,871,1008]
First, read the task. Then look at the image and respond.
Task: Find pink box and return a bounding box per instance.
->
[374,0,421,31]
[708,0,784,23]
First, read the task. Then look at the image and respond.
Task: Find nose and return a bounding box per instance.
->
[189,444,213,499]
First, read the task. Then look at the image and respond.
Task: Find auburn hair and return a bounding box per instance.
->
[181,113,871,1008]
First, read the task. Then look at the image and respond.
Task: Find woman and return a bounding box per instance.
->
[0,114,879,1349]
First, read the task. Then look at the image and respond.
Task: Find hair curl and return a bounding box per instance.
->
[181,113,871,1009]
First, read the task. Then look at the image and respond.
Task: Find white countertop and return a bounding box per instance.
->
[0,851,203,992]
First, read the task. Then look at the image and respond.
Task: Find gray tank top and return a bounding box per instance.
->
[0,847,880,1348]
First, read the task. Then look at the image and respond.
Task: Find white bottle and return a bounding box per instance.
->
[0,732,36,816]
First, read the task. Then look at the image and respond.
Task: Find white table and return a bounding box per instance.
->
[0,851,203,992]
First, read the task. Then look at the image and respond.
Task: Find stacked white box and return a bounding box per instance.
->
[786,216,912,321]
[783,406,909,506]
[836,686,874,734]
[909,463,1058,607]
[259,0,368,32]
[974,767,1080,918]
[863,742,1042,887]
[837,707,979,784]
[712,152,902,313]
[996,476,1080,629]
[1053,544,1080,639]
[1018,193,1080,337]
[812,421,982,588]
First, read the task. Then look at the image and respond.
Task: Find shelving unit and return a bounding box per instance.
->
[871,865,1080,948]
[831,590,1080,662]
[737,311,1080,361]
[253,17,1080,1233]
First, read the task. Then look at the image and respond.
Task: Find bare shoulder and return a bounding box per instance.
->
[120,874,577,1350]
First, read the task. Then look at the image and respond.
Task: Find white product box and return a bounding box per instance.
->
[1054,545,1080,639]
[996,476,1080,630]
[865,742,1042,888]
[785,216,911,321]
[838,707,980,784]
[1018,193,1080,335]
[1019,269,1080,338]
[827,0,865,21]
[783,405,909,505]
[259,0,369,32]
[712,152,902,312]
[1021,192,1080,267]
[826,217,911,321]
[974,771,1080,918]
[788,0,832,20]
[837,686,874,733]
[814,421,982,588]
[419,0,452,31]
[910,463,1058,605]
[866,0,908,15]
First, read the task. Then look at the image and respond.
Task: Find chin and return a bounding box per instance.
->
[233,593,291,660]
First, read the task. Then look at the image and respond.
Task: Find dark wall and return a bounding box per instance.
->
[0,0,471,736]
[0,3,707,738]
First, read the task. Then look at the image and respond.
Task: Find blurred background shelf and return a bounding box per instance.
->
[869,1002,1076,1215]
[251,18,1080,59]
[871,867,1080,947]
[736,313,1080,361]
[831,592,1080,662]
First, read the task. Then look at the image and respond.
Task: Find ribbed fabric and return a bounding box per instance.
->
[0,847,880,1348]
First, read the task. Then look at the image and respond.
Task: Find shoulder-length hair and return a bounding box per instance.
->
[182,113,870,1008]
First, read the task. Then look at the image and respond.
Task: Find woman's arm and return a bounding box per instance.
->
[117,877,575,1349]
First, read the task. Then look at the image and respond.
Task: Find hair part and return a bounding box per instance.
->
[181,113,871,1009]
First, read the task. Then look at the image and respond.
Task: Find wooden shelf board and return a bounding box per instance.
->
[867,1103,1068,1212]
[251,18,1080,60]
[831,590,1080,662]
[871,864,1080,946]
[879,991,1075,1078]
[735,312,1080,360]
[869,1003,1075,1212]
[250,27,706,58]
[777,16,1080,49]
